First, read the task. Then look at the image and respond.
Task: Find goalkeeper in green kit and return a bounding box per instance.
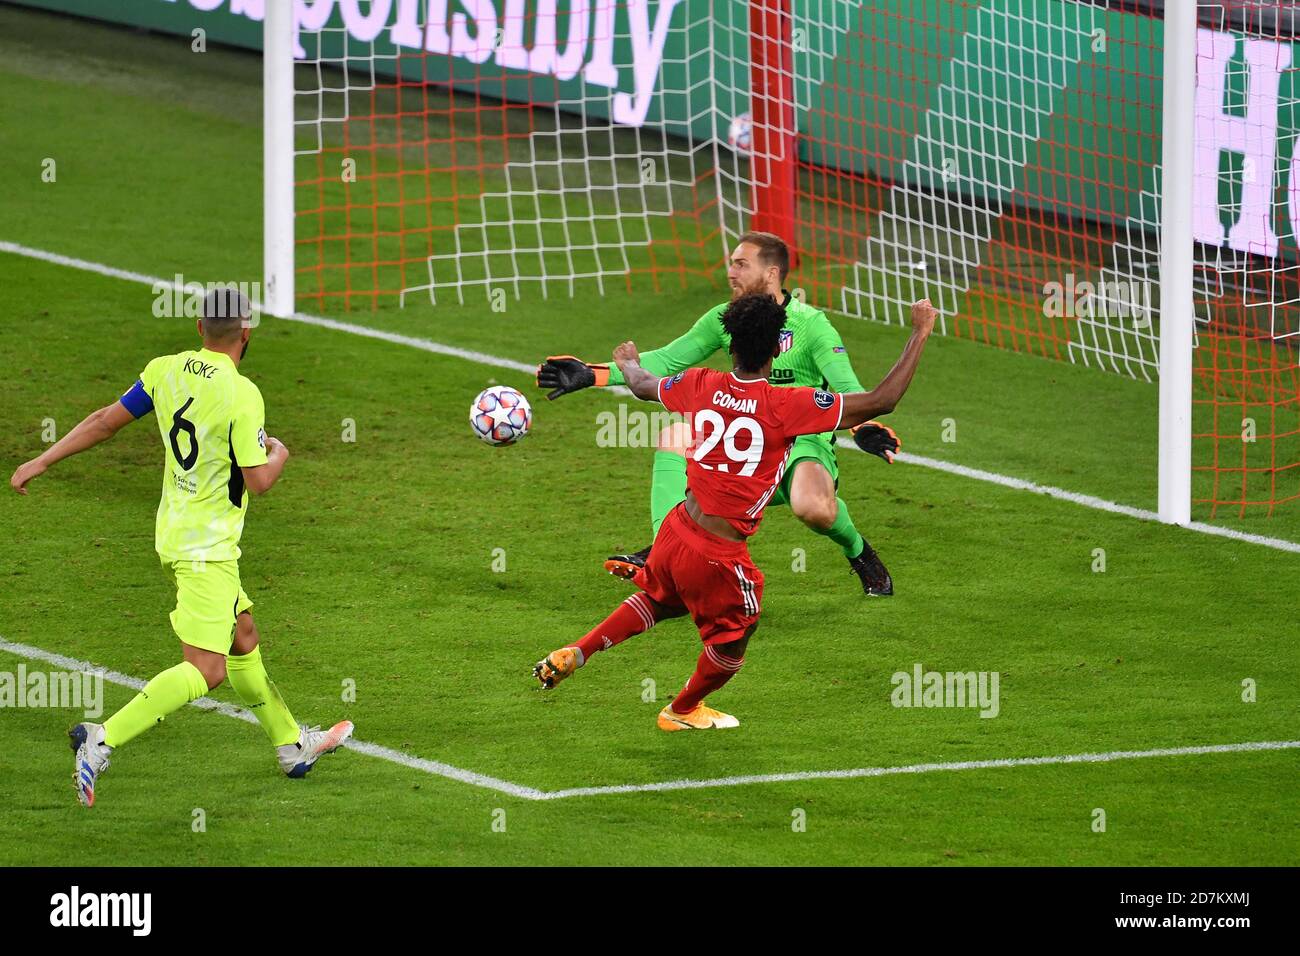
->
[536,232,899,596]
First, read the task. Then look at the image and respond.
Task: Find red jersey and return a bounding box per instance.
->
[657,367,844,536]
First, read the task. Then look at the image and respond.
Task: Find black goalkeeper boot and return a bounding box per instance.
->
[849,542,893,596]
[604,544,651,580]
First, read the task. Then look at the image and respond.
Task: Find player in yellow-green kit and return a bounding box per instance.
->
[9,289,352,807]
[537,232,901,596]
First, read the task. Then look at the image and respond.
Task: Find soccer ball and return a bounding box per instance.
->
[727,112,752,155]
[470,385,532,446]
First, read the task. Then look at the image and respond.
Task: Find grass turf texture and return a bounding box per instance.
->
[0,6,1297,865]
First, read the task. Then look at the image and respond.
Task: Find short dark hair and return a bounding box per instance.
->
[722,292,785,373]
[202,287,250,343]
[737,231,790,282]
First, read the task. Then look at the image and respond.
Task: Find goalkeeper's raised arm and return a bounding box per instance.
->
[838,300,936,428]
[535,310,723,401]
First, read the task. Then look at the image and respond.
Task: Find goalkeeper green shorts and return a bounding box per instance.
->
[162,558,254,655]
[770,434,839,508]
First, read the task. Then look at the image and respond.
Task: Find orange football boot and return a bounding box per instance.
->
[533,647,580,689]
[657,703,740,731]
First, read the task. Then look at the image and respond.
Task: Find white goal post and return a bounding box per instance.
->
[1158,0,1196,526]
[262,0,296,320]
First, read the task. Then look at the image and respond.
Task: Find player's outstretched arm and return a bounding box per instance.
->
[537,310,724,397]
[535,356,611,401]
[241,437,289,496]
[612,341,662,403]
[10,401,135,495]
[838,299,937,430]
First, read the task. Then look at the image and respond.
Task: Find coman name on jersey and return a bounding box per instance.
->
[711,390,757,414]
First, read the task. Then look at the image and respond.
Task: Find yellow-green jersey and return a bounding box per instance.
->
[118,347,268,563]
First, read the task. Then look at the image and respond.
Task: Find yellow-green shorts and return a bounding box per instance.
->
[162,558,253,655]
[770,434,839,508]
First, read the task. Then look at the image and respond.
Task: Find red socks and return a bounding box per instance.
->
[569,597,745,714]
[671,645,744,714]
[570,592,659,664]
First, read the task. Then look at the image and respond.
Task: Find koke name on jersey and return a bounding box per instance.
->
[183,356,219,379]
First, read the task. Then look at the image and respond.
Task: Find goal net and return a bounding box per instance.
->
[282,0,1300,520]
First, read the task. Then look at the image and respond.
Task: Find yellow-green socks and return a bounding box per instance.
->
[650,451,689,537]
[226,644,299,747]
[102,660,208,748]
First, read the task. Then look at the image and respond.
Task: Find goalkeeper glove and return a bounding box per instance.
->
[851,421,901,463]
[536,355,611,401]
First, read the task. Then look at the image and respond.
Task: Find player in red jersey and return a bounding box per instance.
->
[533,293,937,730]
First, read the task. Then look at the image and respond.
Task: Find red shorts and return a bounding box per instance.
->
[633,503,764,646]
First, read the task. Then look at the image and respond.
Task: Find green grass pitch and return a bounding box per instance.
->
[0,6,1297,866]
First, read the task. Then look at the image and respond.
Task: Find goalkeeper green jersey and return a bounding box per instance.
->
[119,348,269,563]
[606,292,864,441]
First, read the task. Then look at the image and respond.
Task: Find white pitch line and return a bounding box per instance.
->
[0,240,636,395]
[540,739,1300,800]
[0,240,532,377]
[0,241,169,289]
[836,442,1300,554]
[0,637,544,801]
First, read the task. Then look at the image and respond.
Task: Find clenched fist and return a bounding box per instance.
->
[911,299,937,337]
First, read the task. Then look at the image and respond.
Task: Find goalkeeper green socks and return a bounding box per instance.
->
[102,660,208,748]
[817,497,867,559]
[650,451,688,537]
[227,645,300,747]
[649,452,865,561]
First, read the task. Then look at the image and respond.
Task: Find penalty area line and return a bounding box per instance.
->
[537,739,1300,800]
[0,637,545,801]
[3,238,1295,552]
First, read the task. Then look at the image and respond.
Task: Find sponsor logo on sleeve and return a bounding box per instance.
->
[832,346,847,353]
[257,428,266,449]
[813,389,836,409]
[663,372,685,391]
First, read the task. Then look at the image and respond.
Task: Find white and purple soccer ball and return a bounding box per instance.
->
[727,112,753,155]
[470,385,532,446]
